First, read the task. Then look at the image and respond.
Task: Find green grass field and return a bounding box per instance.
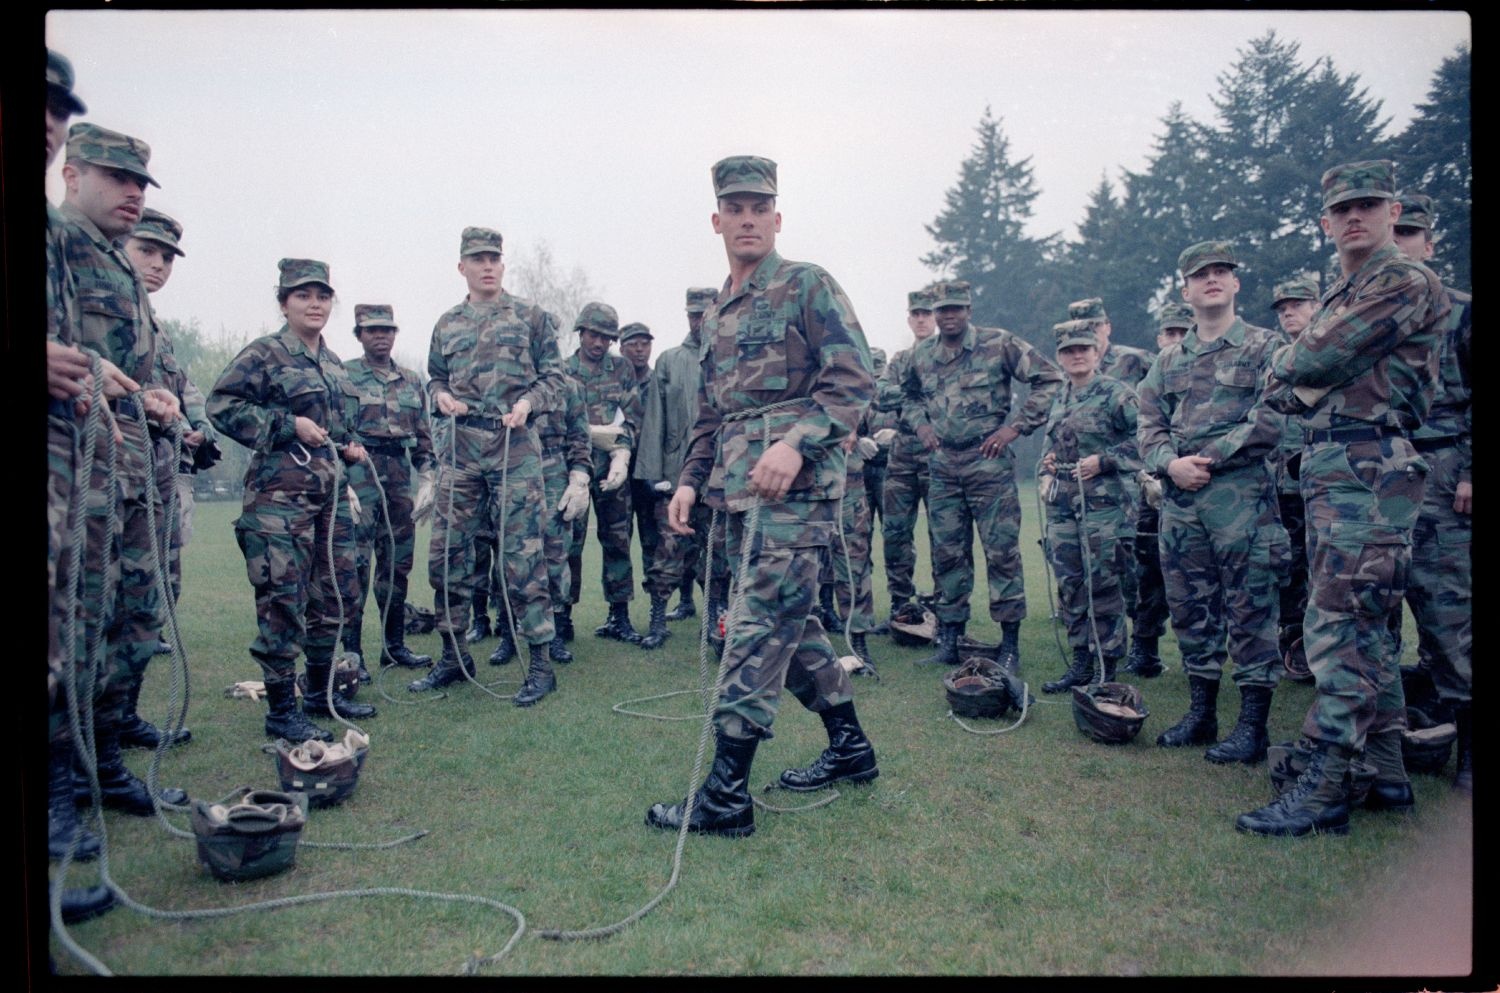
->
[50,486,1472,976]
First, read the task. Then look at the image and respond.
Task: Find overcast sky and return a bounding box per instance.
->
[45,8,1470,368]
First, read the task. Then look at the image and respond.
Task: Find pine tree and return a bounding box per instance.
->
[1391,44,1470,289]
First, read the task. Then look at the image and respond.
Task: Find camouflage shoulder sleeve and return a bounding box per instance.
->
[678,346,719,493]
[207,337,295,452]
[427,306,458,403]
[1102,379,1142,475]
[1135,345,1179,475]
[520,304,565,417]
[1005,331,1064,436]
[779,264,873,462]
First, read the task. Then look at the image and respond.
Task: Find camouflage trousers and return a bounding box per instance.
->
[429,423,553,646]
[1277,489,1310,658]
[152,433,186,604]
[881,441,932,605]
[928,448,1026,626]
[827,471,875,635]
[1299,437,1428,749]
[235,460,361,681]
[1159,463,1286,689]
[1131,503,1170,640]
[633,478,686,597]
[863,454,887,528]
[48,410,85,743]
[347,450,417,641]
[715,498,854,741]
[1402,442,1471,706]
[540,455,573,608]
[1045,491,1129,656]
[176,473,197,560]
[568,448,635,605]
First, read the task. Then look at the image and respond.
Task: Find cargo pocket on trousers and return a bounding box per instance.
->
[1310,520,1408,616]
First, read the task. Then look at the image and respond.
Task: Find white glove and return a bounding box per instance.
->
[1038,473,1057,503]
[412,469,436,524]
[346,484,363,520]
[872,428,897,447]
[589,423,626,452]
[558,469,591,521]
[600,448,631,492]
[856,436,880,459]
[652,480,674,495]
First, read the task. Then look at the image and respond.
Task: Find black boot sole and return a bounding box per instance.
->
[778,766,879,793]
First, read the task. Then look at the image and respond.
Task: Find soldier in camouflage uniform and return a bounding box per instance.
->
[1137,241,1287,766]
[1268,275,1321,682]
[901,280,1063,669]
[340,304,435,674]
[534,369,593,663]
[208,258,378,741]
[1239,161,1448,837]
[1038,320,1142,693]
[626,321,688,649]
[875,288,939,625]
[416,226,565,707]
[826,411,881,672]
[563,303,646,644]
[57,124,192,818]
[647,156,878,838]
[1389,192,1472,794]
[862,346,889,528]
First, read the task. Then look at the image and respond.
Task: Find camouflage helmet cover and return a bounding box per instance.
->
[1321,159,1396,209]
[132,207,185,257]
[1071,682,1148,744]
[573,300,621,338]
[66,122,159,187]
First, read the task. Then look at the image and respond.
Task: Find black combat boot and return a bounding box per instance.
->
[1453,703,1473,795]
[263,676,334,743]
[1043,646,1095,694]
[645,731,759,838]
[706,582,727,658]
[513,643,557,707]
[849,632,878,678]
[556,606,575,643]
[54,883,116,925]
[408,644,476,692]
[818,583,841,633]
[383,608,431,668]
[1361,728,1416,813]
[302,661,378,721]
[1235,739,1353,837]
[595,601,643,644]
[1205,684,1272,764]
[82,727,186,816]
[465,609,491,645]
[1156,675,1220,747]
[997,620,1022,674]
[50,739,100,863]
[665,582,697,622]
[1123,635,1163,678]
[488,626,517,666]
[639,593,672,650]
[1102,651,1120,683]
[777,701,879,791]
[549,632,573,664]
[118,680,191,750]
[343,628,363,667]
[916,622,962,667]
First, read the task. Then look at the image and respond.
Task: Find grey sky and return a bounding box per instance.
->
[45,8,1469,368]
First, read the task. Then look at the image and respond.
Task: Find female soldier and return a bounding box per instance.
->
[208,259,377,742]
[1039,319,1142,693]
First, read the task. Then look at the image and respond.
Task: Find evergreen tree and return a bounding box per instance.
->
[1392,44,1470,289]
[1062,175,1157,350]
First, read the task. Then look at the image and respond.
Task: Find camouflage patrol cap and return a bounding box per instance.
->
[1270,275,1320,307]
[1178,240,1238,277]
[46,49,86,114]
[933,280,973,308]
[619,321,653,343]
[686,287,717,314]
[907,287,938,312]
[1321,159,1396,209]
[277,258,333,292]
[712,155,777,198]
[573,301,620,338]
[132,208,185,257]
[353,304,398,332]
[460,226,503,257]
[1395,192,1435,231]
[1053,319,1098,351]
[1067,297,1109,325]
[1157,302,1194,332]
[65,122,159,188]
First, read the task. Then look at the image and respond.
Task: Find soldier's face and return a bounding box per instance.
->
[1057,343,1098,379]
[578,328,612,362]
[1181,265,1238,311]
[935,305,969,337]
[1321,197,1399,259]
[359,326,397,363]
[125,237,175,293]
[63,162,147,239]
[712,195,780,266]
[458,251,504,300]
[45,93,72,168]
[1392,226,1435,263]
[1157,327,1187,350]
[281,285,333,336]
[907,309,935,341]
[687,311,705,337]
[621,336,653,371]
[1274,299,1318,338]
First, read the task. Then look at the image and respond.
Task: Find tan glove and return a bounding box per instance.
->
[856,436,880,459]
[346,484,363,522]
[558,469,591,521]
[600,448,631,492]
[412,469,436,524]
[1038,473,1057,503]
[872,428,897,447]
[589,423,626,452]
[1138,470,1164,510]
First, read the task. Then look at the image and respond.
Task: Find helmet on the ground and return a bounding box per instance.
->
[273,730,370,809]
[191,787,307,882]
[1401,707,1456,776]
[889,601,937,647]
[1280,637,1312,683]
[404,602,437,635]
[943,655,1025,719]
[1071,682,1148,744]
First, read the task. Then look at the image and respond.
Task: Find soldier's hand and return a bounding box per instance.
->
[980,424,1020,458]
[748,440,803,501]
[1074,455,1102,482]
[1040,451,1057,474]
[184,429,206,448]
[294,415,329,448]
[589,423,625,452]
[99,359,138,401]
[668,485,697,535]
[856,436,881,459]
[342,442,368,464]
[916,424,939,452]
[502,397,531,429]
[872,428,897,447]
[559,470,591,521]
[1167,455,1213,491]
[47,341,92,400]
[599,447,631,492]
[652,480,674,495]
[1454,480,1472,515]
[142,388,181,426]
[434,392,468,417]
